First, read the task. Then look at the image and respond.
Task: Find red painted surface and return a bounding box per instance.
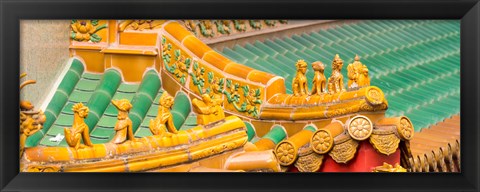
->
[289,141,401,172]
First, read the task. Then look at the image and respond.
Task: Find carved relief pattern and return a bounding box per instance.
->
[311,129,334,154]
[183,20,289,38]
[295,152,324,172]
[369,131,401,155]
[328,138,359,164]
[26,165,61,172]
[222,79,262,118]
[162,36,192,85]
[347,116,373,141]
[275,141,297,166]
[398,117,414,140]
[70,20,107,42]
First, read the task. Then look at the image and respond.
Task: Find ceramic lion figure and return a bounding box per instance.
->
[64,103,93,149]
[292,60,309,96]
[327,54,346,94]
[311,61,327,95]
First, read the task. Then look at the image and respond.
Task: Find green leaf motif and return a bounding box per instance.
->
[255,89,261,97]
[90,34,101,42]
[193,61,199,70]
[207,72,214,83]
[226,79,232,88]
[91,20,99,26]
[174,49,181,60]
[162,37,166,45]
[242,86,249,97]
[71,20,77,24]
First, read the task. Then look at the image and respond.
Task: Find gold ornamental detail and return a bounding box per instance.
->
[398,117,414,140]
[347,115,373,141]
[365,86,384,105]
[369,129,400,155]
[26,165,61,172]
[311,129,334,154]
[294,152,324,172]
[373,162,407,172]
[328,136,359,164]
[275,141,297,166]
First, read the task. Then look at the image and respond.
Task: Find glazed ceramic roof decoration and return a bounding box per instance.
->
[20,20,460,172]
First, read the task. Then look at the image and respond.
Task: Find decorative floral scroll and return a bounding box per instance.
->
[70,20,107,42]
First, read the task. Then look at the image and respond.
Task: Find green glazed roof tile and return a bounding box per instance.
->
[221,20,460,131]
[75,79,100,92]
[96,115,117,128]
[90,127,115,139]
[54,114,73,126]
[68,90,93,103]
[112,92,136,101]
[135,127,153,138]
[82,73,103,80]
[117,83,140,93]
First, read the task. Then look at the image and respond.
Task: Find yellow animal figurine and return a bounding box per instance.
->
[347,55,370,88]
[192,93,225,125]
[111,99,134,144]
[149,92,178,136]
[310,61,327,95]
[292,60,309,96]
[64,103,93,149]
[327,54,346,94]
[19,72,46,156]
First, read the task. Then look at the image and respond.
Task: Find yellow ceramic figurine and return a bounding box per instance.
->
[310,61,327,95]
[292,60,309,96]
[347,55,370,88]
[327,54,346,94]
[149,92,178,136]
[193,93,225,125]
[64,103,93,149]
[19,73,46,157]
[111,99,134,144]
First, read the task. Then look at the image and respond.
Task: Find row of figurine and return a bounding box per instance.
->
[292,54,370,96]
[20,72,227,151]
[63,91,224,150]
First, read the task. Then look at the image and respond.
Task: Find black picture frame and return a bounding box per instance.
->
[1,0,479,191]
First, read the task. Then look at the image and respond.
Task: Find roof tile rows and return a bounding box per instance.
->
[220,20,460,131]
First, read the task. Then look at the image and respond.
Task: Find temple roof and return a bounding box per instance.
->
[219,20,460,131]
[27,20,459,149]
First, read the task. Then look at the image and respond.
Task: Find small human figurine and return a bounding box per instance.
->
[347,55,370,88]
[149,92,178,136]
[292,60,309,96]
[64,103,93,149]
[327,54,346,94]
[111,99,134,144]
[192,91,225,125]
[310,61,327,95]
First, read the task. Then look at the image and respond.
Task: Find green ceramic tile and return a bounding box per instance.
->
[54,114,73,126]
[61,102,75,115]
[69,90,93,103]
[47,125,67,136]
[82,73,103,80]
[117,83,139,93]
[90,127,115,139]
[112,92,135,101]
[75,79,100,92]
[135,127,153,138]
[96,115,117,128]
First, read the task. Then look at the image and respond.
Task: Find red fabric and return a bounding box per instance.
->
[288,141,401,172]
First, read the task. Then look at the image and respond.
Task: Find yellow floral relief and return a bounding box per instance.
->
[71,20,107,42]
